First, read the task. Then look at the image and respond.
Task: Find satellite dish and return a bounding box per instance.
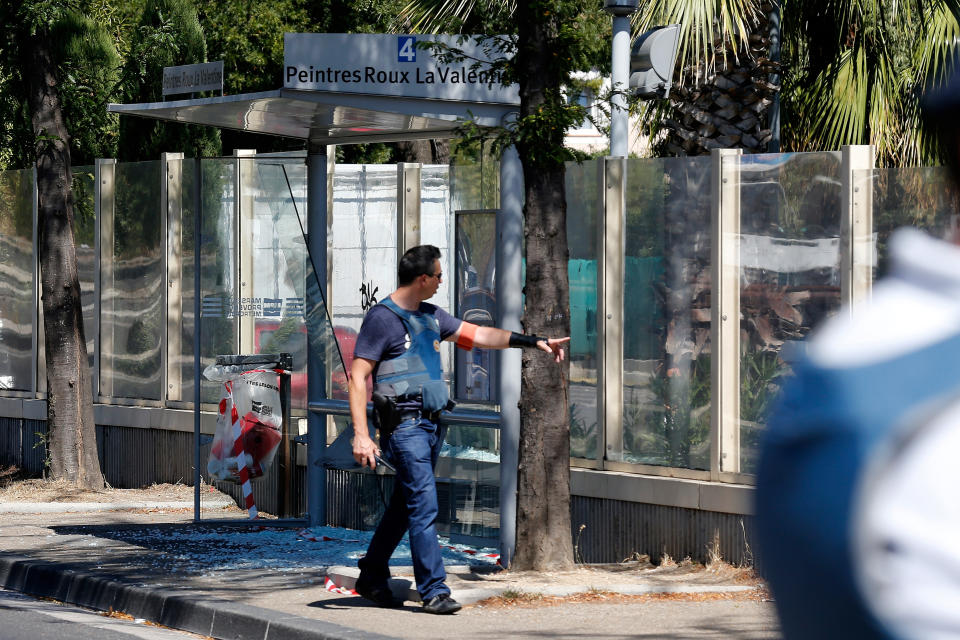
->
[630,24,681,99]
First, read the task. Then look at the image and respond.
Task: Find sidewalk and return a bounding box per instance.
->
[0,502,780,640]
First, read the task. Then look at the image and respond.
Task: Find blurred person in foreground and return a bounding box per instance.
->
[348,244,568,614]
[755,68,960,639]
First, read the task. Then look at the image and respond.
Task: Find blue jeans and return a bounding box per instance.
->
[358,417,449,601]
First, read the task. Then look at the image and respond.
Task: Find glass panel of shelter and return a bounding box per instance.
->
[619,156,713,471]
[0,168,34,392]
[184,156,500,531]
[735,152,843,474]
[566,160,601,461]
[10,151,923,517]
[102,160,164,401]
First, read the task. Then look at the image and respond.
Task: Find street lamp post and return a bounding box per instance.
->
[604,0,639,158]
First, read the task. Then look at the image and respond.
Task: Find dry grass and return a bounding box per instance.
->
[0,465,24,488]
[472,586,771,609]
[0,471,223,504]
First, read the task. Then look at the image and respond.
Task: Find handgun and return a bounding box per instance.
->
[374,454,396,472]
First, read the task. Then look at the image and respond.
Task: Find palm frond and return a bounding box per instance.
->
[392,0,515,33]
[635,0,762,85]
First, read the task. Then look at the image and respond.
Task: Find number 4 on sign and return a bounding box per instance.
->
[398,36,416,62]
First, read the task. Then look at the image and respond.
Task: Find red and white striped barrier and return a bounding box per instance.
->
[223,380,257,519]
[324,576,357,595]
[296,529,361,543]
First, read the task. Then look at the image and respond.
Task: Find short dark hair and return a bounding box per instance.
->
[398,244,441,285]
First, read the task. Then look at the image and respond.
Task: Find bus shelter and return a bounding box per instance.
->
[108,34,526,564]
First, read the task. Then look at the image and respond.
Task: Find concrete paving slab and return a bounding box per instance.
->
[0,507,780,640]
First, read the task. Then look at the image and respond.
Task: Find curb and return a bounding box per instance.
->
[0,553,400,640]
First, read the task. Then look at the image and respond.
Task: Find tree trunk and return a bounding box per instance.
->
[26,33,104,489]
[394,139,451,164]
[658,4,780,156]
[512,2,573,571]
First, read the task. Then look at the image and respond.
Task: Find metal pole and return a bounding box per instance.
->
[840,145,877,311]
[278,361,293,518]
[193,158,203,521]
[610,15,632,157]
[709,148,742,479]
[162,153,185,404]
[599,158,626,462]
[306,142,329,527]
[497,145,523,567]
[397,162,422,256]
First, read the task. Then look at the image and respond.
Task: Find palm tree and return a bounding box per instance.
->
[638,0,780,155]
[398,0,960,166]
[639,0,959,165]
[780,0,959,166]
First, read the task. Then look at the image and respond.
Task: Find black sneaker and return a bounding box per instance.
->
[422,593,462,614]
[355,576,404,608]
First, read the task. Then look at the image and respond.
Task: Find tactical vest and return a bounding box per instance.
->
[372,298,449,412]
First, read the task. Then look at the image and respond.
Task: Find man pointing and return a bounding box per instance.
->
[348,244,568,614]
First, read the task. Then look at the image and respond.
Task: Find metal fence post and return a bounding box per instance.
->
[277,354,293,518]
[397,162,422,255]
[710,148,742,479]
[235,150,257,356]
[841,145,876,311]
[162,153,184,403]
[193,158,203,522]
[599,157,626,463]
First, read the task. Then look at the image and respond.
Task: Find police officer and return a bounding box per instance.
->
[348,244,568,614]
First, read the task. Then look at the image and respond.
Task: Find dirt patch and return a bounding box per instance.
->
[471,586,772,609]
[464,559,763,589]
[0,466,232,505]
[450,558,767,610]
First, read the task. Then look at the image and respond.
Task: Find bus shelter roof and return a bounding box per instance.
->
[107,88,516,145]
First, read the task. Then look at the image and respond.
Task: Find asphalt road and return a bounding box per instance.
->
[0,589,209,640]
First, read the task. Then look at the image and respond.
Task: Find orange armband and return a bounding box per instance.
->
[456,322,478,351]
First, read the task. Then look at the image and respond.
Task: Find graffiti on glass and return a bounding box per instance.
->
[360,282,379,312]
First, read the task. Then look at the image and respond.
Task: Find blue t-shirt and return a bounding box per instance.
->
[353,302,461,379]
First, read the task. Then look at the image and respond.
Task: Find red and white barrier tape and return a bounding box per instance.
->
[223,380,257,519]
[296,529,361,543]
[324,576,357,595]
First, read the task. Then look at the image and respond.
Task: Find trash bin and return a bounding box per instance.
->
[205,353,294,518]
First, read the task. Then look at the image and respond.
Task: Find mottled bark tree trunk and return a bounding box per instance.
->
[394,139,450,164]
[26,34,104,489]
[512,2,573,571]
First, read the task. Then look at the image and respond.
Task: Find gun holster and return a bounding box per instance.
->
[372,392,457,436]
[372,392,399,435]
